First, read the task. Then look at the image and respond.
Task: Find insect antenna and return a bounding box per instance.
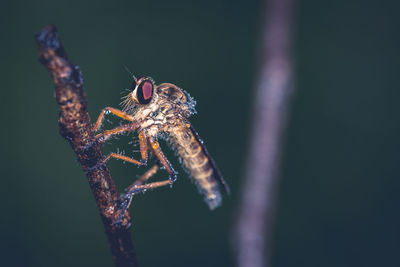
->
[123,65,137,82]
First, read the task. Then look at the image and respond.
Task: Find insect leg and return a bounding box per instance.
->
[138,131,149,164]
[132,164,159,186]
[93,107,135,132]
[120,135,176,189]
[148,137,177,182]
[102,153,143,166]
[95,123,138,143]
[126,163,169,193]
[114,139,177,225]
[123,138,177,198]
[115,166,170,226]
[120,170,174,219]
[100,130,148,166]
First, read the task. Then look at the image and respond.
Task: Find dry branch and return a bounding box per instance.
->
[235,0,295,266]
[35,25,138,267]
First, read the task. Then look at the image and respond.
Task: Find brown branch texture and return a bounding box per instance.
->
[35,25,138,267]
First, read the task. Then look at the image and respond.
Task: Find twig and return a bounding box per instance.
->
[235,0,295,267]
[35,25,138,267]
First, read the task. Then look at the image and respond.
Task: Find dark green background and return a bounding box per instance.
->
[1,0,400,266]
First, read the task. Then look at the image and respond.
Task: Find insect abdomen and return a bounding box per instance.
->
[169,125,223,209]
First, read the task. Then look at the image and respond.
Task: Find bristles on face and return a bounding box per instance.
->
[120,92,136,113]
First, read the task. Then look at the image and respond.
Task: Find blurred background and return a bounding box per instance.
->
[1,0,400,266]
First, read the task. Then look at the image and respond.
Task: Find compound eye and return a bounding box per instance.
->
[137,80,154,104]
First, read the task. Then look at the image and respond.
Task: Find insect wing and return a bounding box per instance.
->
[189,125,230,194]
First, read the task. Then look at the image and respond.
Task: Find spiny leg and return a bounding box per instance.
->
[118,164,160,220]
[95,123,139,143]
[82,108,138,151]
[93,107,135,132]
[115,164,174,226]
[102,153,143,165]
[114,172,177,226]
[124,136,177,196]
[101,130,149,166]
[114,137,178,225]
[138,131,148,164]
[148,136,177,182]
[133,164,159,187]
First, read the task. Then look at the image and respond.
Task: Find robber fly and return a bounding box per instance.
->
[93,76,229,210]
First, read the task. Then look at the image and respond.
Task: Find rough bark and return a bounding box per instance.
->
[35,25,138,267]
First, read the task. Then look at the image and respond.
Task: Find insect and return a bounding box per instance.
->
[93,76,230,211]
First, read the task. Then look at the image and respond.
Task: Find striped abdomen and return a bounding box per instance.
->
[168,124,229,209]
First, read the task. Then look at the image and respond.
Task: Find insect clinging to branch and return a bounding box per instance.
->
[93,76,230,212]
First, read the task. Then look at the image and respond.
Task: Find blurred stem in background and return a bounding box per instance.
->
[235,0,295,266]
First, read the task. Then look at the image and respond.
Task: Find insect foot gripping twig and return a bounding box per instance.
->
[35,25,138,267]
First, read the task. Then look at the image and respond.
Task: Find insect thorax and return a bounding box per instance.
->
[134,83,196,136]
